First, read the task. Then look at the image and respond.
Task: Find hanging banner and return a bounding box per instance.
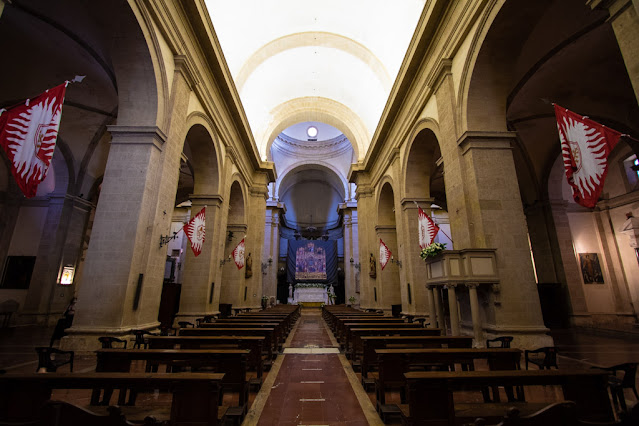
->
[232,238,245,269]
[0,82,68,198]
[379,238,392,270]
[418,206,440,249]
[183,207,205,256]
[554,104,622,208]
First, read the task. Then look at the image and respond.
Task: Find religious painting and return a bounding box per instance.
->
[295,242,327,280]
[578,253,604,284]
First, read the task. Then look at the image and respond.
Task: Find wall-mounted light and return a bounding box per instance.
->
[390,256,402,268]
[227,231,234,242]
[350,257,361,271]
[60,266,75,285]
[220,255,232,267]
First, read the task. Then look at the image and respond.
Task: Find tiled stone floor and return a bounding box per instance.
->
[1,315,639,425]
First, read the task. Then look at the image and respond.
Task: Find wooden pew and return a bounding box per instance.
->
[374,348,522,408]
[178,327,277,360]
[0,372,225,426]
[342,323,425,353]
[335,318,407,343]
[350,328,442,362]
[200,322,285,351]
[95,349,250,410]
[147,335,264,378]
[402,369,614,425]
[359,336,473,378]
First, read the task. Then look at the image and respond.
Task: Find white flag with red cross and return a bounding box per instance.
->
[379,238,392,271]
[554,104,622,209]
[418,206,440,249]
[0,82,68,198]
[232,238,245,269]
[183,207,206,256]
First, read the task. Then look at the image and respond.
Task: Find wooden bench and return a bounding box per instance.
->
[178,327,277,360]
[147,335,264,377]
[350,328,442,362]
[95,348,250,411]
[359,336,473,378]
[402,369,614,425]
[335,318,409,344]
[0,372,225,425]
[374,348,522,410]
[199,322,285,351]
[342,323,426,353]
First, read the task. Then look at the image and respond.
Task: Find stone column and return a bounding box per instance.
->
[433,286,445,332]
[21,194,75,324]
[64,59,193,350]
[176,195,223,323]
[354,179,375,309]
[467,283,484,347]
[426,285,437,329]
[262,200,285,302]
[341,202,359,305]
[446,284,460,335]
[376,225,401,312]
[244,177,269,309]
[398,198,434,317]
[588,0,639,104]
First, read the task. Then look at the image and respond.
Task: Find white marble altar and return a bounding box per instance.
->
[293,286,328,304]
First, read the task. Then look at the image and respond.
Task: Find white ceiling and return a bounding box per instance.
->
[281,121,342,141]
[205,0,426,160]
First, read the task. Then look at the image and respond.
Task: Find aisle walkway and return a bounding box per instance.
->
[248,309,381,426]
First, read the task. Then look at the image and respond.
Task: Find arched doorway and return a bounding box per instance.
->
[376,182,400,312]
[220,180,247,308]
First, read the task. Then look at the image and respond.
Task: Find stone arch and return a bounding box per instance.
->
[375,179,401,310]
[402,121,445,207]
[227,178,247,227]
[235,31,392,93]
[263,97,367,161]
[182,118,222,196]
[109,0,165,128]
[275,162,348,201]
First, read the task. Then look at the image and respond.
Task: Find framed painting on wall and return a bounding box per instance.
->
[578,253,605,284]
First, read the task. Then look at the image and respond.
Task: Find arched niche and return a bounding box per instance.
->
[404,128,445,207]
[183,123,220,196]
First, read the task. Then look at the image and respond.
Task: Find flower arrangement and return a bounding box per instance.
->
[295,283,326,289]
[420,242,447,260]
[348,296,356,304]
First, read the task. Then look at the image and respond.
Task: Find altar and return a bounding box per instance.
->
[288,284,330,305]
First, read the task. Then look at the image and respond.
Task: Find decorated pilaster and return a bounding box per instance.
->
[353,172,376,309]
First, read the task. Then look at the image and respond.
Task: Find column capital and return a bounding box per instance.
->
[401,197,435,210]
[107,125,167,151]
[457,131,517,155]
[444,283,458,289]
[466,282,479,289]
[189,194,223,208]
[174,55,199,91]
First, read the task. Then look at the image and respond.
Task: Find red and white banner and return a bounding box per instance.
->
[418,206,439,249]
[554,104,622,209]
[379,238,391,271]
[232,238,245,269]
[0,82,68,198]
[183,207,205,257]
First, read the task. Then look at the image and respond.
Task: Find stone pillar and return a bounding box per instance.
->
[467,283,484,347]
[376,225,401,312]
[433,286,445,332]
[354,179,375,309]
[262,201,285,302]
[244,177,269,309]
[426,285,437,329]
[398,198,434,317]
[588,0,639,104]
[176,195,223,323]
[341,202,359,305]
[220,224,247,307]
[446,284,460,335]
[64,59,193,350]
[452,132,551,347]
[21,194,75,324]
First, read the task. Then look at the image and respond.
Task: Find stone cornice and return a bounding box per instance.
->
[107,125,167,151]
[189,194,223,207]
[174,55,199,91]
[457,131,516,155]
